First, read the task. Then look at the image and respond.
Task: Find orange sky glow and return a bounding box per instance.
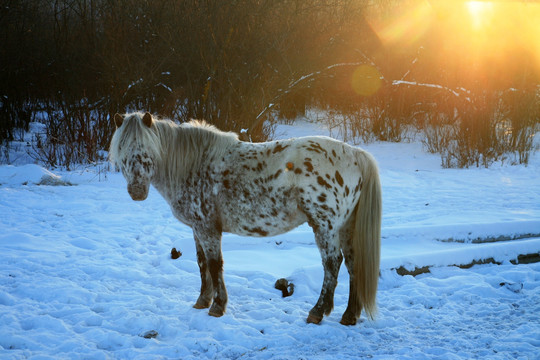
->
[367,0,540,89]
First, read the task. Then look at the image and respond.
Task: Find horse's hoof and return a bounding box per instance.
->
[193,298,212,309]
[193,302,210,309]
[208,309,224,317]
[306,314,322,325]
[339,316,357,326]
[208,304,225,317]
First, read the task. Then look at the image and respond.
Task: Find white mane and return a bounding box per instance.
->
[109,113,239,186]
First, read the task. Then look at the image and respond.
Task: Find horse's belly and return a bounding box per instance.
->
[221,198,307,237]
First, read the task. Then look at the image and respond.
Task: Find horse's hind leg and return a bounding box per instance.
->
[193,236,214,309]
[307,231,343,324]
[339,220,362,326]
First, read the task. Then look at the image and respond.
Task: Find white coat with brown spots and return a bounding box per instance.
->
[109,112,382,325]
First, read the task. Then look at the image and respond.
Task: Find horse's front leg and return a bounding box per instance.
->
[194,227,228,317]
[193,236,214,309]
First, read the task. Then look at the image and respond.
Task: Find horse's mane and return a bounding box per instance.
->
[110,112,239,187]
[110,112,163,166]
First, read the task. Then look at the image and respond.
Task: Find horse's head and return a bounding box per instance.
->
[110,112,160,201]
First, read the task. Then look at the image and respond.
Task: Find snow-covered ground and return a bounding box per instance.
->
[1,119,539,359]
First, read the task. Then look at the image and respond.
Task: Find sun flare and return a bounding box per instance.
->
[367,0,540,89]
[466,1,494,30]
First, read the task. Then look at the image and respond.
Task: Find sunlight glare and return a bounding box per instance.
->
[371,1,433,46]
[466,1,494,31]
[366,1,540,89]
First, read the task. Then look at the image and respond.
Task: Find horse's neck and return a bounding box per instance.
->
[152,126,234,199]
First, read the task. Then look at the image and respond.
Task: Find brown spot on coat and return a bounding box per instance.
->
[272,144,289,154]
[335,171,344,187]
[317,176,331,190]
[249,227,269,236]
[307,142,328,157]
[304,161,314,173]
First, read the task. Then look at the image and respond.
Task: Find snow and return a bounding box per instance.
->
[156,83,173,93]
[392,80,463,98]
[1,119,539,359]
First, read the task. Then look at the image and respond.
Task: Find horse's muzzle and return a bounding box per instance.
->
[127,183,149,201]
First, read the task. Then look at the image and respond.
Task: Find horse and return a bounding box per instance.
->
[109,112,382,325]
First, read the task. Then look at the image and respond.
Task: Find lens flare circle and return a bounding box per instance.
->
[351,65,382,97]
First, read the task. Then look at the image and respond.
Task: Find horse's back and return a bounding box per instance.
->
[216,136,364,237]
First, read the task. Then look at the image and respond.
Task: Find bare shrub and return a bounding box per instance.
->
[1,1,538,169]
[28,100,112,169]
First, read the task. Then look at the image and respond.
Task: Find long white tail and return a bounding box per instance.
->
[353,150,382,320]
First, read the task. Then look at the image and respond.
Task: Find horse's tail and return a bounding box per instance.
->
[352,149,382,320]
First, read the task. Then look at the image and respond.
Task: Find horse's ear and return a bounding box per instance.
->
[114,113,124,128]
[142,112,153,128]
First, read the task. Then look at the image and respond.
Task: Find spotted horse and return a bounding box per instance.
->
[109,112,382,325]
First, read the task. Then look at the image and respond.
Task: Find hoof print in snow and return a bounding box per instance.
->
[500,282,523,293]
[170,247,182,259]
[141,330,158,339]
[274,278,294,297]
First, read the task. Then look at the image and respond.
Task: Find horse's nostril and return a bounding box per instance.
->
[129,191,147,201]
[127,184,148,201]
[131,193,146,201]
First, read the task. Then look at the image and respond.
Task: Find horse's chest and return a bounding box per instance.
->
[168,174,218,226]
